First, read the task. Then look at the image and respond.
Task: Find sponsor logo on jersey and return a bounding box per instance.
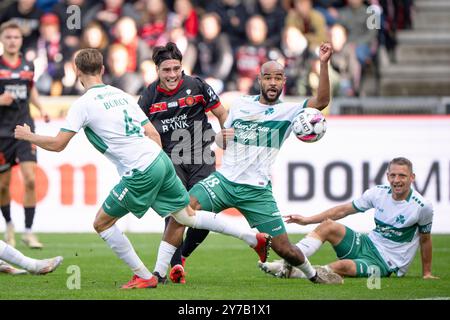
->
[0,69,12,79]
[5,84,27,99]
[149,102,168,114]
[19,70,34,81]
[168,101,178,108]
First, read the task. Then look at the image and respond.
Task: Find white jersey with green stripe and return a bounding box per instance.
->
[62,84,161,176]
[352,185,434,276]
[219,95,306,187]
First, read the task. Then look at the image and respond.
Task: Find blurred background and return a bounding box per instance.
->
[1,0,449,233]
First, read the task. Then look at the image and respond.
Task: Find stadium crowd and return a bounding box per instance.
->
[0,0,413,98]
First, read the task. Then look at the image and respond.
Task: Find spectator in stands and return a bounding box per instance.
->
[206,0,249,50]
[285,0,329,53]
[113,16,151,73]
[280,25,311,96]
[329,23,359,96]
[34,13,64,95]
[252,0,287,48]
[375,0,413,57]
[193,13,233,94]
[104,43,143,95]
[139,0,178,48]
[83,0,140,40]
[337,0,378,95]
[138,59,158,94]
[312,0,346,26]
[235,15,283,94]
[174,0,199,40]
[80,21,109,57]
[167,25,197,75]
[60,51,84,96]
[308,52,340,100]
[0,0,43,61]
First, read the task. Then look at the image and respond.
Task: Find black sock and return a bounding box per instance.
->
[170,246,183,267]
[24,207,36,229]
[1,204,11,223]
[181,228,209,258]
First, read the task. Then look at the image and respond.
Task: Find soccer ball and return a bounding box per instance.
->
[292,108,327,143]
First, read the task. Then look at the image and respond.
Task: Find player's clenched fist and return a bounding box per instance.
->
[319,42,333,64]
[14,123,32,140]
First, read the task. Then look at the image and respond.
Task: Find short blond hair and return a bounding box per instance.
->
[0,21,22,36]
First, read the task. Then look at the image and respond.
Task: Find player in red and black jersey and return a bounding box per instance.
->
[138,42,229,284]
[0,21,49,255]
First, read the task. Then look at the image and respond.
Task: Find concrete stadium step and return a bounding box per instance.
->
[395,31,450,64]
[413,0,450,30]
[380,65,450,96]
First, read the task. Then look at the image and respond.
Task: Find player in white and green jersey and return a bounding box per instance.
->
[156,42,344,284]
[14,49,272,289]
[260,157,439,279]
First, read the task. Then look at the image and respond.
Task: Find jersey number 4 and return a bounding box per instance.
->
[123,110,142,137]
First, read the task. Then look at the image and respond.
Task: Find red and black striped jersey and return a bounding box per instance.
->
[138,73,221,160]
[0,56,35,138]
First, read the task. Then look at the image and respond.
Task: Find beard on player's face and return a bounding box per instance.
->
[261,85,282,103]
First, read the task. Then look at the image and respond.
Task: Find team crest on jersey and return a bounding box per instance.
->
[265,107,274,115]
[185,95,195,106]
[395,215,406,224]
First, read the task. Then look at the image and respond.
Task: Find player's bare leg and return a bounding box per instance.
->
[327,260,357,277]
[260,220,348,280]
[153,198,271,282]
[269,233,342,284]
[0,169,15,247]
[19,161,42,249]
[93,208,157,289]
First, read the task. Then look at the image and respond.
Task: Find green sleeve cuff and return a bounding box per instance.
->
[141,119,150,126]
[61,128,77,133]
[352,201,364,212]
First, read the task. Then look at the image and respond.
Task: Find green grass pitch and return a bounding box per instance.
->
[0,233,449,300]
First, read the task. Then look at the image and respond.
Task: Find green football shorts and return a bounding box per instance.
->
[189,172,286,237]
[102,151,190,219]
[333,226,393,277]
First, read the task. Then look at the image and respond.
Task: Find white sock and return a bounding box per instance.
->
[194,211,257,247]
[296,236,323,257]
[295,257,316,279]
[25,228,32,234]
[99,225,152,279]
[0,240,37,271]
[154,241,177,277]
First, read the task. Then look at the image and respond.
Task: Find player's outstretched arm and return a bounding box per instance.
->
[14,124,75,152]
[419,233,439,280]
[307,42,333,111]
[284,202,356,225]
